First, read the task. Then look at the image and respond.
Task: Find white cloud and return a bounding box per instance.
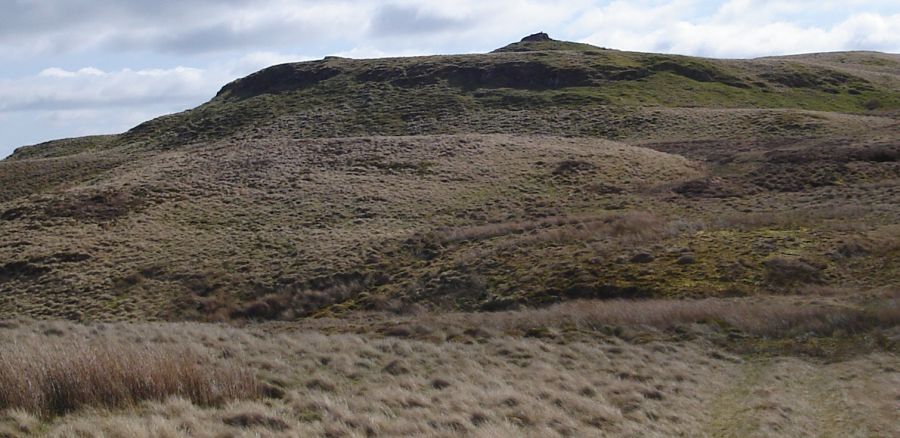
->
[0,65,225,155]
[0,52,322,115]
[0,0,588,56]
[227,51,315,72]
[38,67,106,78]
[0,66,218,112]
[0,51,320,155]
[573,1,900,58]
[3,1,897,58]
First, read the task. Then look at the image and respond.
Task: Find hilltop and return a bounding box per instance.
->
[9,34,900,160]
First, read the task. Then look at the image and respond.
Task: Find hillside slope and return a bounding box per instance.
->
[1,36,898,321]
[9,37,900,161]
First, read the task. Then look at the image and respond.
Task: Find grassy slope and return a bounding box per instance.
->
[0,39,898,321]
[0,135,702,319]
[109,50,897,153]
[1,128,897,321]
[0,38,899,438]
[2,297,898,437]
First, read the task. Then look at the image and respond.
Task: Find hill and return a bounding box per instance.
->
[1,34,899,438]
[9,36,900,161]
[1,36,898,321]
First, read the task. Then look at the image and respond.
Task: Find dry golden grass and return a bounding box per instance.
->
[430,296,899,338]
[0,308,896,437]
[0,337,259,418]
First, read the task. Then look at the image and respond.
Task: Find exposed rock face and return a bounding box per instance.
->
[216,62,341,100]
[356,61,594,90]
[521,32,552,42]
[211,43,750,103]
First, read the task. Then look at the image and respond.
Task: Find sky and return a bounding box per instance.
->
[1,0,899,158]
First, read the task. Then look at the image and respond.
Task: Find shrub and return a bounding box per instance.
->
[863,98,882,110]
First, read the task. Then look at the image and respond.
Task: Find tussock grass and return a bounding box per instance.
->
[0,339,259,417]
[521,210,682,246]
[442,211,694,250]
[430,296,900,339]
[432,214,594,244]
[712,205,870,231]
[1,316,897,437]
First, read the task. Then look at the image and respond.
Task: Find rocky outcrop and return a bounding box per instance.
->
[357,61,594,90]
[216,62,342,100]
[520,32,552,42]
